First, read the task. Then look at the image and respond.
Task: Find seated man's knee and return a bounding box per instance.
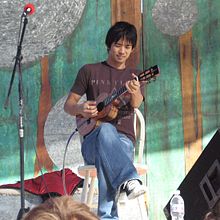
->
[96,123,118,141]
[98,123,116,134]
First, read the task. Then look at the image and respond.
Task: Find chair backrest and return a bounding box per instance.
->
[134,108,146,164]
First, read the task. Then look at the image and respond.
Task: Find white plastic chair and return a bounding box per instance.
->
[78,108,148,218]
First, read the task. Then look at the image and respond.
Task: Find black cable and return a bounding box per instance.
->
[61,118,91,195]
[62,128,78,195]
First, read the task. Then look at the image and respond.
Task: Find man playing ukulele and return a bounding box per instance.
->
[64,21,146,220]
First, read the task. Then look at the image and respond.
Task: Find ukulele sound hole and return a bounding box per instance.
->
[97,102,104,112]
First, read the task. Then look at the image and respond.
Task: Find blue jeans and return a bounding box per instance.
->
[81,123,140,220]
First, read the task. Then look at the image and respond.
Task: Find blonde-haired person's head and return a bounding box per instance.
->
[22,195,99,220]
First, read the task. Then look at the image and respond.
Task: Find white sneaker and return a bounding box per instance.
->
[123,179,146,200]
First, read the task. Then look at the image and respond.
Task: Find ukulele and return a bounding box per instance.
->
[76,65,160,136]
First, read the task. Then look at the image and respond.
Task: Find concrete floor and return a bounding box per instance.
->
[0,188,148,220]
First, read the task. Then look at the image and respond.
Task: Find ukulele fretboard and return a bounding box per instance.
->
[104,85,127,106]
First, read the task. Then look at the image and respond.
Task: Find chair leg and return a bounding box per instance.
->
[87,177,96,206]
[137,194,148,220]
[81,170,90,203]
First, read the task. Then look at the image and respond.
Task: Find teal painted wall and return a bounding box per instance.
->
[0,1,111,182]
[143,3,185,219]
[143,0,220,219]
[0,0,220,219]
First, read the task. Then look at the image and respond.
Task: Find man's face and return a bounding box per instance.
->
[108,38,134,67]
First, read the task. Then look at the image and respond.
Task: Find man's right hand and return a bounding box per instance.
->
[80,101,98,118]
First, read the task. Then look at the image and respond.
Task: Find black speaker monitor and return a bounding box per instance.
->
[163,129,220,220]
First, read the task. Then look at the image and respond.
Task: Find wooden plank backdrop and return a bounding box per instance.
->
[0,0,220,219]
[111,0,142,67]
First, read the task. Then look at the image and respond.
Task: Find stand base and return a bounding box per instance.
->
[17,207,30,220]
[0,188,42,220]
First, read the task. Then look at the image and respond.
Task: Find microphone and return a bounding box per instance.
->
[23,3,35,16]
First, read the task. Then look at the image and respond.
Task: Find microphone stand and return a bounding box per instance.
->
[4,14,30,220]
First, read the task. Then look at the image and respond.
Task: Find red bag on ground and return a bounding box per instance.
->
[0,168,83,200]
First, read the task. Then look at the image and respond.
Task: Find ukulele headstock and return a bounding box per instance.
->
[138,65,160,83]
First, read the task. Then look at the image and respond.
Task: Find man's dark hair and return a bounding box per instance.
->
[105,21,137,51]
